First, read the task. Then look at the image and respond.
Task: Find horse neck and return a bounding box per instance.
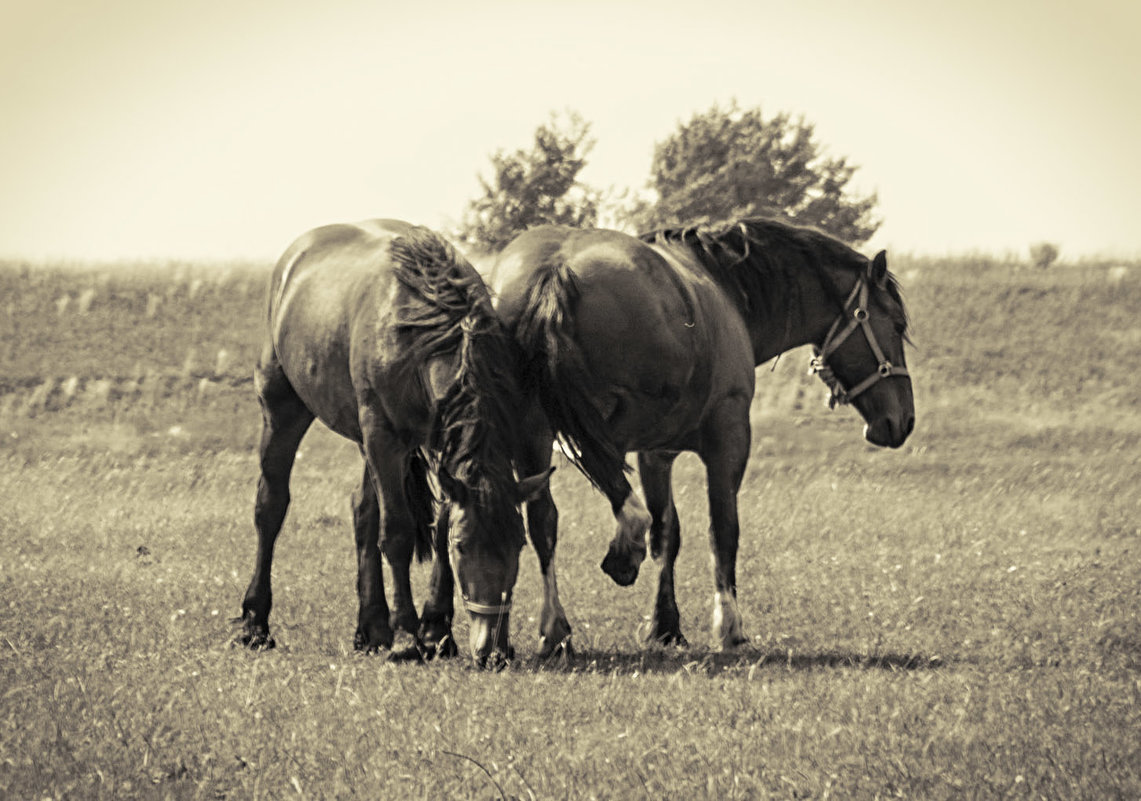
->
[738,266,850,366]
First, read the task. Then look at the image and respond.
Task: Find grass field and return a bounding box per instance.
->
[1,255,1139,799]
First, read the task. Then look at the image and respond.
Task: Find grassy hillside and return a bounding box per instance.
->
[1,255,1138,798]
[4,254,1137,404]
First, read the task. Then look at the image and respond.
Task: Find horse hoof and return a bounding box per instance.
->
[432,634,459,659]
[600,548,640,587]
[537,633,575,663]
[415,633,459,661]
[354,627,395,654]
[387,642,428,664]
[418,618,459,660]
[544,638,575,667]
[232,619,276,650]
[646,629,688,648]
[719,634,750,651]
[234,631,276,651]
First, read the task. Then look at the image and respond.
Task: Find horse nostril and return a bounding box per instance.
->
[904,415,915,438]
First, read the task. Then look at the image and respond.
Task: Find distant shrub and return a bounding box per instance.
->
[1029,242,1060,270]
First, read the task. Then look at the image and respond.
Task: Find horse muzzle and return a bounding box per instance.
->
[864,413,915,449]
[468,609,514,669]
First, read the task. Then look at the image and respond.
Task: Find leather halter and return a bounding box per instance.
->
[809,275,908,408]
[447,539,514,617]
[460,595,512,617]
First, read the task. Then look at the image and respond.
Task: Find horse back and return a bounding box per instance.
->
[262,219,430,441]
[495,226,754,450]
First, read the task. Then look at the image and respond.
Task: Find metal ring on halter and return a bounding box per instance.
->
[854,307,868,321]
[878,361,894,377]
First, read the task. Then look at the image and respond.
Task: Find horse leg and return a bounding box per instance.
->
[238,361,313,649]
[519,416,573,659]
[593,398,650,587]
[700,399,752,650]
[638,450,687,646]
[530,479,572,659]
[599,474,650,588]
[360,424,421,651]
[418,504,459,658]
[349,461,394,652]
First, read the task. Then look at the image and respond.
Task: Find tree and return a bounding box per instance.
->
[625,102,880,244]
[458,111,599,251]
[1029,241,1060,270]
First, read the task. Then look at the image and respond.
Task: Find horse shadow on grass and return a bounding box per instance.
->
[522,644,946,676]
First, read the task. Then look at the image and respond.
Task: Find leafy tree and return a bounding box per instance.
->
[458,111,599,250]
[625,102,880,244]
[1029,241,1060,270]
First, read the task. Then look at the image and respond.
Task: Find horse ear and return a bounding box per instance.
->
[516,466,555,503]
[869,250,888,287]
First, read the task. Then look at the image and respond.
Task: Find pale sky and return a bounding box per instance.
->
[2,0,1139,262]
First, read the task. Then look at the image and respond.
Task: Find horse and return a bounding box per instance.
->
[235,219,549,665]
[470,217,914,657]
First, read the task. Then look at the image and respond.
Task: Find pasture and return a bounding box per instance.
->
[1,255,1139,799]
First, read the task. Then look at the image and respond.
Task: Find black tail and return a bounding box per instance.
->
[515,253,629,500]
[405,449,435,563]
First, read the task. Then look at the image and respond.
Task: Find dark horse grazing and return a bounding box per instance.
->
[236,219,548,664]
[470,217,913,656]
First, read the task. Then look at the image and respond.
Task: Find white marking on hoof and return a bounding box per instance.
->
[713,591,746,650]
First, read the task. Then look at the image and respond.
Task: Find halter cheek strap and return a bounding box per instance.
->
[809,277,908,408]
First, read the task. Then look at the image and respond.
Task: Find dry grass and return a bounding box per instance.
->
[1,255,1139,799]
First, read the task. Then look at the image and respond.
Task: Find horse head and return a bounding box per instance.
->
[439,468,552,667]
[811,250,914,448]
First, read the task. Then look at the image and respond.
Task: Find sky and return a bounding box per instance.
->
[2,0,1139,262]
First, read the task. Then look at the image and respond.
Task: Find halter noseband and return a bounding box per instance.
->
[809,275,908,409]
[459,594,512,617]
[446,536,514,617]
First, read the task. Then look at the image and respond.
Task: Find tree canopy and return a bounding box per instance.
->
[456,111,599,251]
[456,103,881,251]
[626,102,880,244]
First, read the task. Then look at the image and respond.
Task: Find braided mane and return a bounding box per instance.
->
[389,228,525,554]
[642,217,909,336]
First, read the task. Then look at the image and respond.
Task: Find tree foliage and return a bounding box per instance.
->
[626,102,880,244]
[1029,241,1060,270]
[458,111,599,251]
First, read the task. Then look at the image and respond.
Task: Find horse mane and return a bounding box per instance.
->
[388,228,525,555]
[642,217,910,336]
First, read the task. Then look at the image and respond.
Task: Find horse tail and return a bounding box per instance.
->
[515,254,629,500]
[404,449,435,563]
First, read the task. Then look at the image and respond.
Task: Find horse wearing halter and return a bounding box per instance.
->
[809,274,908,409]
